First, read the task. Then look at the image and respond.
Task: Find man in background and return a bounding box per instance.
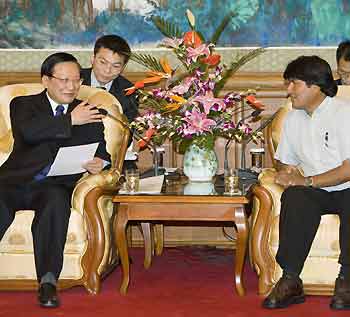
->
[0,52,109,308]
[81,34,138,169]
[81,34,138,123]
[336,40,350,85]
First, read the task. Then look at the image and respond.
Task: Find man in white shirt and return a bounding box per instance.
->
[262,55,350,310]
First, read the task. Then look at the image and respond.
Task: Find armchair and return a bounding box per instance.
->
[250,85,350,296]
[0,84,129,294]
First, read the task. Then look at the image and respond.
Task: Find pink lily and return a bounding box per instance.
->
[161,37,183,48]
[192,93,226,114]
[171,77,193,95]
[186,44,211,63]
[182,108,216,135]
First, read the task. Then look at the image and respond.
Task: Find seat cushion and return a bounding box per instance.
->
[0,209,87,253]
[269,214,340,284]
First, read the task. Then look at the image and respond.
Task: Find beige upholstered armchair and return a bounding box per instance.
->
[0,84,130,293]
[250,86,350,296]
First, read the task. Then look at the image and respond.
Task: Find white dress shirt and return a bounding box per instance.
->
[46,93,69,114]
[90,70,113,91]
[275,96,350,192]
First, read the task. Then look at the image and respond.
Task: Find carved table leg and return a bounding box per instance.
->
[234,206,248,296]
[154,224,164,256]
[141,222,153,269]
[114,204,130,294]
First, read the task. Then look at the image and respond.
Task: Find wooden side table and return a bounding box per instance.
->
[113,190,250,296]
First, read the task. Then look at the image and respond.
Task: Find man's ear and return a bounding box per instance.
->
[90,55,95,66]
[42,75,50,89]
[310,84,321,92]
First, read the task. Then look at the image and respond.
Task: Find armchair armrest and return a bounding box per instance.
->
[69,168,122,294]
[250,168,285,296]
[71,168,121,214]
[257,168,284,218]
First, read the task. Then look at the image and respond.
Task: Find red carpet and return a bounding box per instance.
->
[0,247,349,317]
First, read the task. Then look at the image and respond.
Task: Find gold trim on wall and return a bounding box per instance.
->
[0,47,338,72]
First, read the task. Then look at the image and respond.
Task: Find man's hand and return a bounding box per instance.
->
[275,165,306,188]
[70,101,105,125]
[83,157,104,174]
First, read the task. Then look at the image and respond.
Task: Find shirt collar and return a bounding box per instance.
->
[311,96,332,117]
[91,70,113,91]
[46,92,69,114]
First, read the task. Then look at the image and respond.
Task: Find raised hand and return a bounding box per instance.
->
[70,101,105,125]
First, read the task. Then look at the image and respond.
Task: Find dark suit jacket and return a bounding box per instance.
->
[0,90,110,185]
[80,68,139,123]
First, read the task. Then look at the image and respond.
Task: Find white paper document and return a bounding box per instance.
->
[47,143,99,176]
[119,175,164,194]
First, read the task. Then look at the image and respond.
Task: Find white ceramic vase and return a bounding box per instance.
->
[183,143,218,182]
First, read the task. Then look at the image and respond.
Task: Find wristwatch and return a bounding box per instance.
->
[305,176,313,187]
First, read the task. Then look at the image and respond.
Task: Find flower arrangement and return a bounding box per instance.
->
[127,10,265,153]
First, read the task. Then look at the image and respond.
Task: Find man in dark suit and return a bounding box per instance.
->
[81,34,138,170]
[80,34,138,123]
[0,52,109,308]
[335,40,350,85]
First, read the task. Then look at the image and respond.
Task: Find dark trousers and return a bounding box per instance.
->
[276,185,350,275]
[0,180,73,281]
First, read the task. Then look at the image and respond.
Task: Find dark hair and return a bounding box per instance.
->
[336,40,350,63]
[41,52,81,78]
[94,34,131,63]
[283,55,338,97]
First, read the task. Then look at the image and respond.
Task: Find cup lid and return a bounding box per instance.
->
[250,148,265,153]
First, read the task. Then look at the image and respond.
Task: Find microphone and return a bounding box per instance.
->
[238,110,279,180]
[237,109,262,126]
[97,107,164,176]
[223,109,263,172]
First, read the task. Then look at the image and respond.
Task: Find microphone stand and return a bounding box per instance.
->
[238,110,279,180]
[98,107,164,177]
[223,109,262,174]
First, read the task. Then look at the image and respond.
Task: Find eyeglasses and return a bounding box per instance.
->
[49,75,84,86]
[95,57,124,71]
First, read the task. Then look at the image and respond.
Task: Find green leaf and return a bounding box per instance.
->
[214,47,265,96]
[210,11,237,45]
[177,138,192,154]
[151,15,183,39]
[130,52,163,72]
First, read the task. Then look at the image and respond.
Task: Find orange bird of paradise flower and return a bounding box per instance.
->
[138,128,156,149]
[162,95,187,113]
[125,57,173,96]
[246,95,265,111]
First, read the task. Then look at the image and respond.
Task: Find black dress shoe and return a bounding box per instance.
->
[330,277,350,310]
[38,283,60,308]
[262,275,305,309]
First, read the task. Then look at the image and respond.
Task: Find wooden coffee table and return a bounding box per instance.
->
[113,176,250,296]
